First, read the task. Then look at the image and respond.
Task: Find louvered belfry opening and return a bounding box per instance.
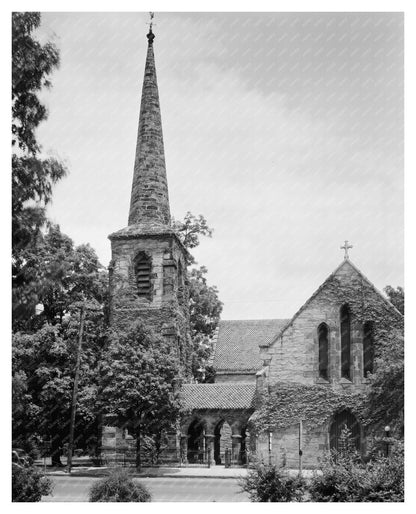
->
[134,252,151,299]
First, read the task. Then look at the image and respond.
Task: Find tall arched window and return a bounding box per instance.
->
[363,321,374,376]
[340,304,351,379]
[318,323,329,380]
[134,252,151,299]
[178,260,183,287]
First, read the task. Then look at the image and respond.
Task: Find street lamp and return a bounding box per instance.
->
[384,425,391,457]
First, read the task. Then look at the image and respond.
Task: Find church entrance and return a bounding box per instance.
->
[214,420,232,465]
[329,410,361,453]
[187,419,205,464]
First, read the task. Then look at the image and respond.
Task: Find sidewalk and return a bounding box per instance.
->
[44,464,249,479]
[43,465,318,479]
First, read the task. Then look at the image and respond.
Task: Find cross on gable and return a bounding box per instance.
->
[340,240,353,260]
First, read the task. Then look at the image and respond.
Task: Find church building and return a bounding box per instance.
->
[102,25,403,468]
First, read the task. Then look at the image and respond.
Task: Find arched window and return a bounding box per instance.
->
[134,252,151,299]
[318,323,329,380]
[340,304,351,380]
[178,260,183,287]
[363,321,374,376]
[329,410,361,453]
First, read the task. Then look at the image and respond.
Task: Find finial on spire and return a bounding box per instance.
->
[340,240,353,260]
[147,12,155,44]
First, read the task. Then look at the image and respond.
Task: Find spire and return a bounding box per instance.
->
[128,23,171,227]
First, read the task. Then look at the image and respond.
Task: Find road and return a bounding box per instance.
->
[42,476,249,502]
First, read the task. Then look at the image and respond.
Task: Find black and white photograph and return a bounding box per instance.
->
[9,5,406,504]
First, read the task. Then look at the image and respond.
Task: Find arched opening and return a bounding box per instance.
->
[329,410,361,454]
[214,420,232,465]
[340,304,351,379]
[240,426,248,465]
[134,252,152,299]
[187,419,205,464]
[363,321,374,376]
[318,323,329,380]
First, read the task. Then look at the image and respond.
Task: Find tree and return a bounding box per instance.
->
[172,213,223,380]
[364,329,404,434]
[13,224,108,331]
[384,286,404,315]
[99,322,181,469]
[12,303,106,466]
[188,266,223,379]
[12,12,67,321]
[172,211,212,258]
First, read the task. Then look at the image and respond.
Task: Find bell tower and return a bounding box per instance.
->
[108,25,192,372]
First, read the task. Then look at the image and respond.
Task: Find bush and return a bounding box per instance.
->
[309,441,404,502]
[240,464,305,502]
[12,464,53,502]
[89,469,151,502]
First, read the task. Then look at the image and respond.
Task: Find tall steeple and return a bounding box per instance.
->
[128,26,171,227]
[108,18,192,371]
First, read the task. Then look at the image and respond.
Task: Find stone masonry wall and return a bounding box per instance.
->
[108,233,192,371]
[256,424,329,469]
[267,261,403,392]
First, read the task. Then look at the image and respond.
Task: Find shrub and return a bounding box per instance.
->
[240,464,305,502]
[309,441,404,502]
[89,469,151,502]
[12,464,53,502]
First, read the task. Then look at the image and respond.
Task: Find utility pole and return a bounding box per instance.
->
[299,419,303,476]
[67,302,86,474]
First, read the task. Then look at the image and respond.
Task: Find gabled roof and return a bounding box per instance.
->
[213,319,289,373]
[181,383,256,410]
[267,259,403,348]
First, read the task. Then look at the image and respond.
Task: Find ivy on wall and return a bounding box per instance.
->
[251,382,366,433]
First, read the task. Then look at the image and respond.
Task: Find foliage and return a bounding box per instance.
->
[12,12,68,322]
[363,330,404,433]
[13,224,108,331]
[189,266,222,336]
[99,322,181,468]
[12,464,54,502]
[188,266,223,379]
[240,464,305,502]
[252,382,366,433]
[12,12,59,153]
[309,440,404,502]
[12,304,106,465]
[89,469,151,502]
[172,211,212,256]
[384,285,404,315]
[172,212,222,381]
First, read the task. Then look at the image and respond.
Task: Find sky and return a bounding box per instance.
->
[35,12,404,320]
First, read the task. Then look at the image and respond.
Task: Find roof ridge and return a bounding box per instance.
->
[220,318,289,323]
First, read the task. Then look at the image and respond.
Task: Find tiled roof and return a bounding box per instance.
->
[213,319,289,372]
[181,383,256,410]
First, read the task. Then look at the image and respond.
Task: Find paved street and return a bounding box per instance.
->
[42,476,249,502]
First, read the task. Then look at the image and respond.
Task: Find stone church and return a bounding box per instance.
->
[102,27,403,468]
